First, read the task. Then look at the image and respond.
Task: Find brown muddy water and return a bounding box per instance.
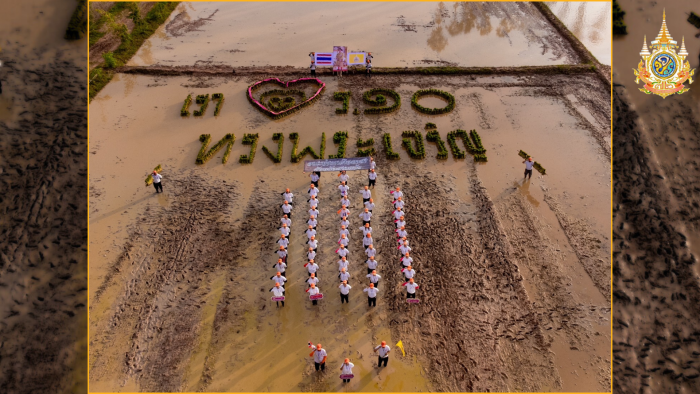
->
[126,2,585,69]
[0,0,88,392]
[549,1,612,65]
[612,0,700,393]
[89,70,610,392]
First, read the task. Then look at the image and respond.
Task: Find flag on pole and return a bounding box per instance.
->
[396,340,406,357]
[315,53,333,66]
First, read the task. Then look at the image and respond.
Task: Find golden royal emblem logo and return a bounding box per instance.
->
[634,10,695,98]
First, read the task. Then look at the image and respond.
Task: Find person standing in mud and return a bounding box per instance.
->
[366,255,378,274]
[366,269,381,288]
[270,283,285,307]
[152,170,163,193]
[359,208,372,226]
[305,259,319,278]
[339,267,350,284]
[366,59,372,78]
[273,258,287,274]
[308,183,319,198]
[364,198,375,213]
[281,214,291,228]
[364,283,379,307]
[402,278,419,299]
[271,271,287,288]
[361,186,372,204]
[310,343,327,371]
[277,233,289,249]
[363,233,373,250]
[390,186,403,202]
[338,170,349,183]
[277,245,288,263]
[339,280,351,304]
[365,243,376,259]
[281,200,293,218]
[373,341,391,367]
[307,273,319,288]
[307,235,318,252]
[310,60,316,77]
[307,215,317,230]
[340,358,355,383]
[401,265,415,280]
[368,169,377,190]
[306,283,321,306]
[282,188,294,205]
[523,156,535,180]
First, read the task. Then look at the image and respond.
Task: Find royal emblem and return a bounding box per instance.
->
[634,10,695,98]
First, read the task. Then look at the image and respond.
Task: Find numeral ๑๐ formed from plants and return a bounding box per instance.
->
[411,89,455,115]
[426,131,448,159]
[196,133,236,165]
[328,131,349,159]
[289,132,326,163]
[334,92,351,114]
[262,133,284,163]
[240,133,259,164]
[401,130,426,159]
[363,88,401,115]
[212,93,225,116]
[382,133,400,160]
[193,94,210,117]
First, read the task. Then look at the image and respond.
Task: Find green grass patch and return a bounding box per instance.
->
[65,0,88,40]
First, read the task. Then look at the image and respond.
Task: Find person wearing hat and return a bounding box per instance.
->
[338,181,349,197]
[398,240,411,256]
[363,283,379,307]
[340,215,350,229]
[393,196,405,210]
[336,244,349,258]
[307,215,317,230]
[270,282,285,307]
[340,195,351,209]
[393,206,404,221]
[307,247,317,262]
[373,341,391,367]
[310,59,316,77]
[390,186,403,201]
[397,236,409,247]
[395,216,406,230]
[365,58,372,78]
[366,270,381,288]
[281,200,293,218]
[308,206,320,219]
[337,256,349,272]
[338,267,350,284]
[340,357,355,382]
[368,168,377,188]
[359,208,372,226]
[339,225,349,239]
[307,235,318,252]
[308,183,319,198]
[273,258,287,274]
[363,233,373,249]
[310,172,320,188]
[401,265,415,280]
[401,252,413,267]
[280,214,291,228]
[365,244,376,259]
[338,233,349,248]
[310,343,327,371]
[338,170,349,183]
[270,272,287,287]
[523,156,535,180]
[369,156,376,171]
[359,223,373,237]
[308,195,319,210]
[396,225,408,240]
[307,273,319,288]
[305,259,319,278]
[364,198,375,213]
[306,225,317,240]
[152,170,163,193]
[281,188,294,204]
[280,223,291,238]
[277,234,289,249]
[366,256,378,274]
[276,245,288,263]
[337,205,350,219]
[306,283,321,306]
[402,278,419,299]
[360,186,372,203]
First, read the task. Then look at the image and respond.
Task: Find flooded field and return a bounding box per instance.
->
[89,1,611,392]
[549,1,612,65]
[126,2,585,68]
[612,0,700,392]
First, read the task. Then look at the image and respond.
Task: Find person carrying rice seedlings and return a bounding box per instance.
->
[523,156,535,180]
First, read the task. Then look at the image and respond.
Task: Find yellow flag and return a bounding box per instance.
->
[396,340,406,357]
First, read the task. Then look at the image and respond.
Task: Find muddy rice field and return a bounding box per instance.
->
[89,2,611,393]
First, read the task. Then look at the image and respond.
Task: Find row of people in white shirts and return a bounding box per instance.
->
[391,187,420,299]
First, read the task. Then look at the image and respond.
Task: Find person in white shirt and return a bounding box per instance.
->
[277,234,289,249]
[280,223,290,238]
[393,207,404,221]
[152,170,163,193]
[270,272,287,287]
[309,195,319,209]
[281,200,293,218]
[309,343,327,370]
[363,233,373,249]
[366,256,378,274]
[307,247,316,262]
[273,258,287,274]
[397,236,409,246]
[337,205,349,219]
[305,260,319,277]
[310,172,320,187]
[340,216,349,229]
[307,273,319,288]
[390,187,403,201]
[401,253,413,267]
[401,265,415,280]
[306,283,321,306]
[398,241,411,256]
[306,225,317,240]
[340,358,354,382]
[338,181,349,196]
[281,188,294,204]
[523,156,534,180]
[307,235,318,251]
[277,246,287,263]
[270,282,285,307]
[337,257,349,272]
[374,341,391,367]
[360,223,372,237]
[340,195,351,208]
[361,186,372,203]
[338,170,349,183]
[307,215,317,230]
[359,208,372,225]
[308,184,319,197]
[339,281,352,304]
[308,207,320,219]
[395,216,405,230]
[402,278,419,298]
[393,197,404,210]
[336,244,349,258]
[339,225,349,239]
[365,244,376,258]
[368,168,377,188]
[366,270,381,288]
[363,283,379,307]
[396,226,408,240]
[281,214,291,228]
[364,198,375,212]
[339,267,350,283]
[338,234,349,248]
